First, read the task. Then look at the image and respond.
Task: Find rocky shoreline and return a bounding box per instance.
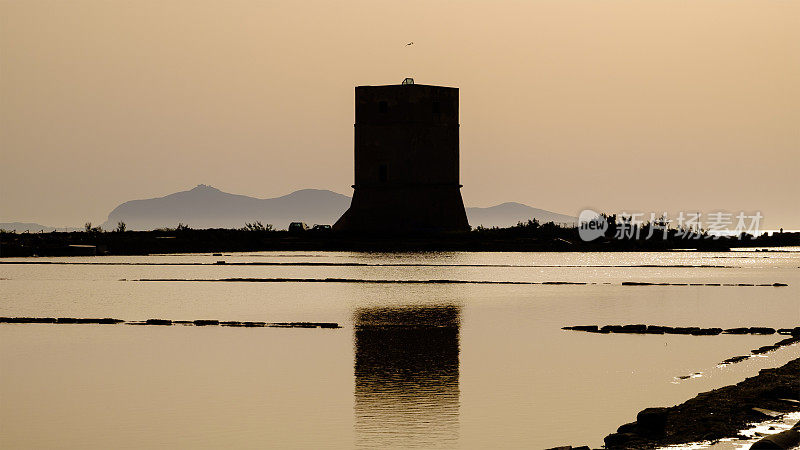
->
[602,357,800,448]
[563,325,800,369]
[551,326,800,449]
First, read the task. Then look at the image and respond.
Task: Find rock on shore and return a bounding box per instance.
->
[604,358,800,449]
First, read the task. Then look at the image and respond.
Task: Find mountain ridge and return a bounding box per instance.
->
[99,185,576,230]
[7,185,576,231]
[100,185,353,230]
[467,201,577,228]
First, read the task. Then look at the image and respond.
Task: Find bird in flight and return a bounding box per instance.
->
[406,42,414,46]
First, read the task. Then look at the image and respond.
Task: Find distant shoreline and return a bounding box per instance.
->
[1,227,799,257]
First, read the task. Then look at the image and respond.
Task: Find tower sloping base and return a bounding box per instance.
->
[334,185,469,233]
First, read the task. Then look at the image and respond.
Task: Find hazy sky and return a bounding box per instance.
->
[2,0,798,228]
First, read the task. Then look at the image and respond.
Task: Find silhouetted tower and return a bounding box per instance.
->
[334,80,470,233]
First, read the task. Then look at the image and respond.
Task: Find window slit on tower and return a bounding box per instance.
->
[379,164,387,183]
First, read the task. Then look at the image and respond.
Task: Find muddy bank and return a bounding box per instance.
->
[603,357,800,449]
[0,261,737,268]
[132,277,790,287]
[563,325,800,336]
[563,325,800,379]
[0,317,340,329]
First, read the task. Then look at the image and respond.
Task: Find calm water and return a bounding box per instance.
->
[1,250,799,448]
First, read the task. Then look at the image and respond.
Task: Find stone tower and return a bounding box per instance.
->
[334,81,470,233]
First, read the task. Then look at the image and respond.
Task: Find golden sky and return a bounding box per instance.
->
[2,0,798,227]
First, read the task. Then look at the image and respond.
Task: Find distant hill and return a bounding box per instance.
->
[466,202,576,228]
[100,185,352,230]
[0,222,81,233]
[96,185,575,231]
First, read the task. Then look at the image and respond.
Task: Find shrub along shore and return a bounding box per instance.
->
[1,222,799,256]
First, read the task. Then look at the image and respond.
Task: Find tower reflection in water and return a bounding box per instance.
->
[354,305,461,447]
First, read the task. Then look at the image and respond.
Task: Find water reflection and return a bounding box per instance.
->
[354,305,461,447]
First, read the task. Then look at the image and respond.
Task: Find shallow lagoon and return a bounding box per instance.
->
[1,250,798,448]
